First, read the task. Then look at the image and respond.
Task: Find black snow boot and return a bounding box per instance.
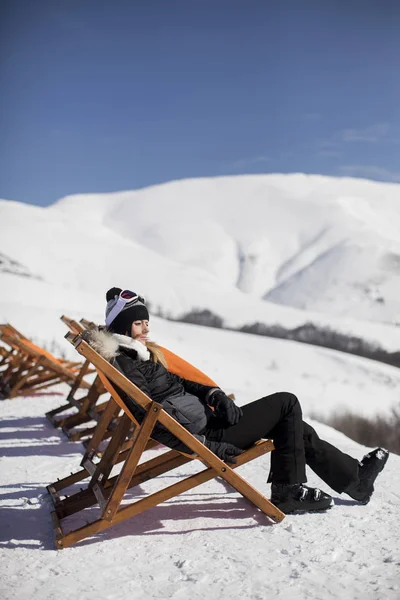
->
[346,448,389,505]
[270,483,333,514]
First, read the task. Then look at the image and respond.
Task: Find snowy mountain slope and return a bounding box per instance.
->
[265,241,398,322]
[49,173,400,323]
[2,176,400,354]
[0,314,399,600]
[2,268,400,356]
[1,289,399,420]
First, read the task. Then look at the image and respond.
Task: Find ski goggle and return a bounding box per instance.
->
[120,290,140,300]
[105,290,146,327]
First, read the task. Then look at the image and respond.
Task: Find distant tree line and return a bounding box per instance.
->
[166,308,400,369]
[313,407,400,456]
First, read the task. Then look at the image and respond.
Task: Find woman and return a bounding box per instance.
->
[86,287,389,515]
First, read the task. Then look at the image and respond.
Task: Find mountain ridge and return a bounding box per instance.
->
[1,173,399,336]
[50,173,400,323]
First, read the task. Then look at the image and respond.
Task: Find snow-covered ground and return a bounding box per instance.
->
[1,315,399,600]
[1,173,400,599]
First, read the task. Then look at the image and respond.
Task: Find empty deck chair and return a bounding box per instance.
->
[0,323,91,399]
[47,331,285,549]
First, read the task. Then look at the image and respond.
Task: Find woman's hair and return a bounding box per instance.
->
[146,341,168,369]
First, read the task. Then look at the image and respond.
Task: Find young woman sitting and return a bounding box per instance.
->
[85,287,389,515]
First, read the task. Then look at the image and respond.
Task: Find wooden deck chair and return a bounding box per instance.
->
[0,323,91,399]
[46,317,109,441]
[47,332,285,549]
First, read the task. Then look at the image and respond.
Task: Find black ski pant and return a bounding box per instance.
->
[221,392,359,493]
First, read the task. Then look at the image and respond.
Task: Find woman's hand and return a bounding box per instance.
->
[210,390,243,426]
[204,439,243,464]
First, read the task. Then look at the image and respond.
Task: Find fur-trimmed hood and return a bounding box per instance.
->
[84,328,151,362]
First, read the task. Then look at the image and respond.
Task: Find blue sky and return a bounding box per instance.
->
[1,0,400,206]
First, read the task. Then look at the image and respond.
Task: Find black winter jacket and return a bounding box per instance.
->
[86,329,224,453]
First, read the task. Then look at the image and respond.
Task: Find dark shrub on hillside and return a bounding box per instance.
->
[314,407,400,456]
[240,322,288,338]
[178,309,224,329]
[170,311,400,368]
[239,321,400,369]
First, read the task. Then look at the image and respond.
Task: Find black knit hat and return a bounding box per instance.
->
[105,287,149,335]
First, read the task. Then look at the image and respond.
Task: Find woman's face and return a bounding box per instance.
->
[130,320,150,343]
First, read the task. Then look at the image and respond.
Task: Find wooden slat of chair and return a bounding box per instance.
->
[11,336,86,381]
[9,359,74,396]
[60,374,106,440]
[47,316,127,443]
[48,378,158,502]
[0,351,52,398]
[7,356,47,396]
[46,316,106,438]
[82,406,128,470]
[47,333,285,549]
[0,323,26,340]
[0,328,30,381]
[79,318,97,330]
[0,344,13,364]
[46,373,109,440]
[60,315,86,334]
[0,326,81,373]
[1,353,35,384]
[45,357,95,426]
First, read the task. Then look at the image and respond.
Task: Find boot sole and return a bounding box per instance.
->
[272,500,334,515]
[288,505,333,515]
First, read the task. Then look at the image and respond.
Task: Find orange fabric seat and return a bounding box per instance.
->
[159,346,217,387]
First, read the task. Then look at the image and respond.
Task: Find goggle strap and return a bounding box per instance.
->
[105,295,132,327]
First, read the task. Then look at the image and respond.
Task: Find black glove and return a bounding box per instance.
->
[204,439,243,464]
[210,390,243,426]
